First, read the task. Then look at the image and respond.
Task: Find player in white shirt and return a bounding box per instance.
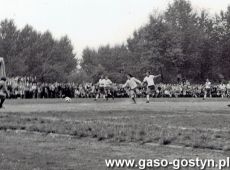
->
[218,82,226,98]
[104,76,113,100]
[143,71,161,103]
[95,75,106,101]
[203,79,212,99]
[123,74,142,104]
[226,81,230,98]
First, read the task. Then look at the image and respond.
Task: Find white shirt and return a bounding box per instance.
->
[104,79,112,87]
[98,79,106,87]
[123,77,141,89]
[219,84,226,90]
[205,81,211,89]
[226,84,230,90]
[143,75,156,86]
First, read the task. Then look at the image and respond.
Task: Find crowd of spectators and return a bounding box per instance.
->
[7,77,75,99]
[6,76,230,99]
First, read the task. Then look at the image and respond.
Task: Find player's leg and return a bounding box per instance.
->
[107,88,113,100]
[102,87,106,99]
[0,92,6,108]
[203,89,207,99]
[208,89,212,98]
[223,89,226,98]
[105,88,109,100]
[146,87,150,103]
[95,88,99,101]
[146,85,155,103]
[130,89,136,104]
[111,88,115,100]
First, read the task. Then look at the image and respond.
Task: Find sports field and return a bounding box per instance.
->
[0,98,230,170]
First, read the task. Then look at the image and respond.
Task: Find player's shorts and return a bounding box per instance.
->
[98,87,105,94]
[130,88,137,98]
[104,87,110,91]
[104,87,112,93]
[220,89,226,94]
[205,88,211,95]
[146,85,155,94]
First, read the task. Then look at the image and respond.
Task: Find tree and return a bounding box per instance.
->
[0,19,20,76]
[80,0,230,83]
[81,45,129,83]
[0,19,77,82]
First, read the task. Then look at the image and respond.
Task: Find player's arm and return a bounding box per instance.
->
[142,77,147,86]
[96,80,100,86]
[122,80,128,88]
[154,74,161,78]
[108,79,112,86]
[133,78,142,85]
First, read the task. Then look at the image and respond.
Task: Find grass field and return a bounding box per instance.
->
[0,98,230,170]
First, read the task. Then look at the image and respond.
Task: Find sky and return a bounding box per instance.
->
[0,0,229,58]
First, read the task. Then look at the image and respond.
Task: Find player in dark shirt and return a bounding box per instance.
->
[0,77,9,108]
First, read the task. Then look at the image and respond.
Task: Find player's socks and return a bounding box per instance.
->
[204,94,206,100]
[146,95,150,103]
[95,94,99,101]
[132,97,136,104]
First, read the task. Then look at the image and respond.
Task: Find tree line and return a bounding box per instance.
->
[0,19,77,82]
[80,0,230,84]
[1,0,230,84]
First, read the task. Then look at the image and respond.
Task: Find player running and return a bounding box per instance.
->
[104,76,113,100]
[122,74,142,104]
[143,71,161,103]
[0,77,9,109]
[218,81,226,98]
[226,81,230,98]
[95,75,106,101]
[203,79,212,99]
